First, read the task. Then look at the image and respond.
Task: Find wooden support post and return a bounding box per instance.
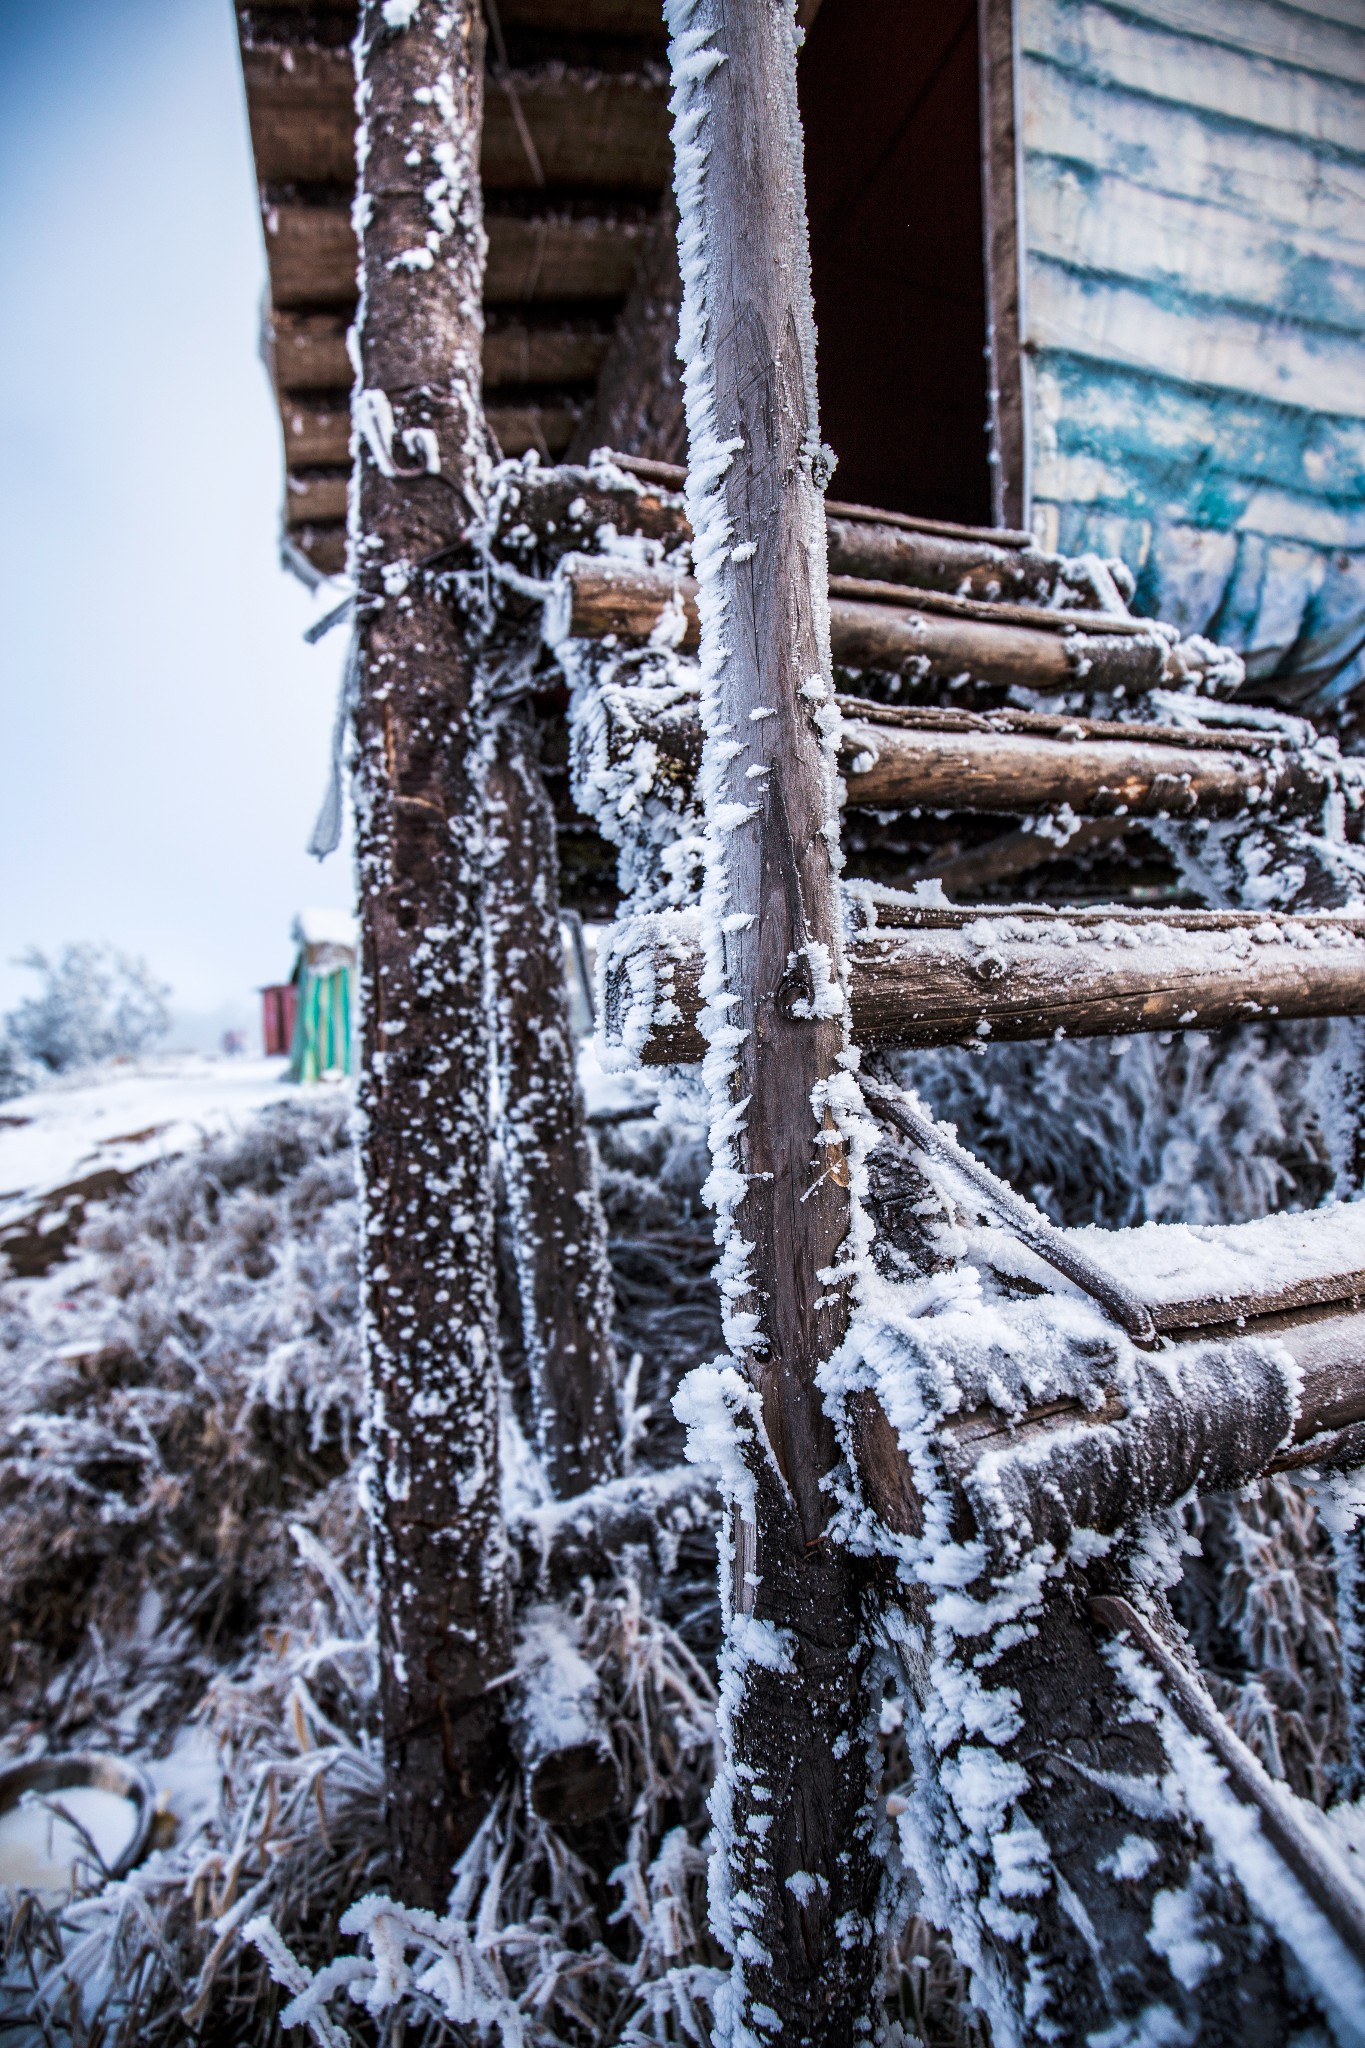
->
[350,0,508,1907]
[664,0,879,2036]
[485,706,619,1495]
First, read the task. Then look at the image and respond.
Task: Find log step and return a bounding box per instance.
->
[1063,1202,1365,1334]
[600,897,1365,1065]
[580,690,1340,824]
[552,554,1177,693]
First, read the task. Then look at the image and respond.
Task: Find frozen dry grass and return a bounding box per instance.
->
[0,1064,1355,2042]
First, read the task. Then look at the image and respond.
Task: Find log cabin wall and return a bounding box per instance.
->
[1016,0,1365,706]
[234,0,674,581]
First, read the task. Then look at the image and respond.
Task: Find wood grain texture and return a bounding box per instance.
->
[979,0,1029,527]
[349,0,508,1908]
[485,710,619,1496]
[591,689,1335,820]
[666,0,879,2035]
[557,556,1168,687]
[609,904,1365,1063]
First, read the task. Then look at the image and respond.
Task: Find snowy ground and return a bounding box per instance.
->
[0,1052,309,1223]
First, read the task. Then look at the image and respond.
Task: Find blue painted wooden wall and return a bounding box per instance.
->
[1018,0,1365,708]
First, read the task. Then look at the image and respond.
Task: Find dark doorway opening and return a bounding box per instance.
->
[798,0,994,527]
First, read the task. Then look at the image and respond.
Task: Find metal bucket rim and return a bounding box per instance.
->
[0,1751,157,1885]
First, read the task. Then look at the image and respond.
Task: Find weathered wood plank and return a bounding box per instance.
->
[281,396,349,466]
[483,317,611,386]
[482,70,669,192]
[1029,354,1365,521]
[263,203,652,310]
[1021,58,1365,251]
[1029,257,1365,421]
[264,203,358,308]
[1028,160,1365,332]
[243,41,669,195]
[284,470,349,527]
[241,43,356,185]
[1116,0,1365,87]
[1020,0,1365,154]
[483,209,650,302]
[603,903,1365,1064]
[270,308,352,392]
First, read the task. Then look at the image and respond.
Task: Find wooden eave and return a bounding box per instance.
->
[235,0,673,575]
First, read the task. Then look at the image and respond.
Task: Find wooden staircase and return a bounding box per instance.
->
[482,446,1365,1471]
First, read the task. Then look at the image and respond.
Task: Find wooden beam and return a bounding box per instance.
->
[1092,1596,1365,1977]
[242,42,670,194]
[585,691,1335,822]
[482,69,670,192]
[483,316,611,386]
[262,203,651,311]
[553,554,1170,689]
[487,400,583,457]
[484,208,650,302]
[485,710,619,1496]
[854,1121,1316,2037]
[978,0,1028,528]
[269,308,352,392]
[281,396,349,467]
[284,470,349,527]
[485,455,1082,595]
[500,0,667,30]
[240,43,356,185]
[603,901,1365,1063]
[264,202,358,308]
[349,0,508,1908]
[662,0,880,2032]
[288,523,348,577]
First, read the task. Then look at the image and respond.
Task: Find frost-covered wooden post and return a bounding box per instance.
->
[665,0,879,2036]
[349,0,508,1906]
[484,708,619,1495]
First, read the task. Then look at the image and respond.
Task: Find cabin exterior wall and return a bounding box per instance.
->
[1016,0,1365,709]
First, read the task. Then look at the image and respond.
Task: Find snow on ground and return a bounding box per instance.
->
[0,1054,313,1225]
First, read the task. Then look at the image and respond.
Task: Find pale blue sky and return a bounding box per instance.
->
[0,0,354,1037]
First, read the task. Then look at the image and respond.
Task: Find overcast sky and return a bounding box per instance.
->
[0,0,355,1040]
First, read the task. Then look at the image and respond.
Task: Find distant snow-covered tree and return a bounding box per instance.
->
[4,943,171,1079]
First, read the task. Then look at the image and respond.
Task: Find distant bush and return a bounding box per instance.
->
[1,943,171,1093]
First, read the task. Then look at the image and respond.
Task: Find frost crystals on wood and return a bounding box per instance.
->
[663,0,880,2036]
[349,0,508,1908]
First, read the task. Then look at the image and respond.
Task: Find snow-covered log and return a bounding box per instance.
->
[554,553,1172,691]
[485,708,619,1495]
[848,1306,1365,1575]
[511,1464,719,1594]
[661,0,882,2032]
[584,689,1341,823]
[844,1138,1344,2044]
[508,1605,622,1826]
[603,901,1365,1062]
[349,0,508,1906]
